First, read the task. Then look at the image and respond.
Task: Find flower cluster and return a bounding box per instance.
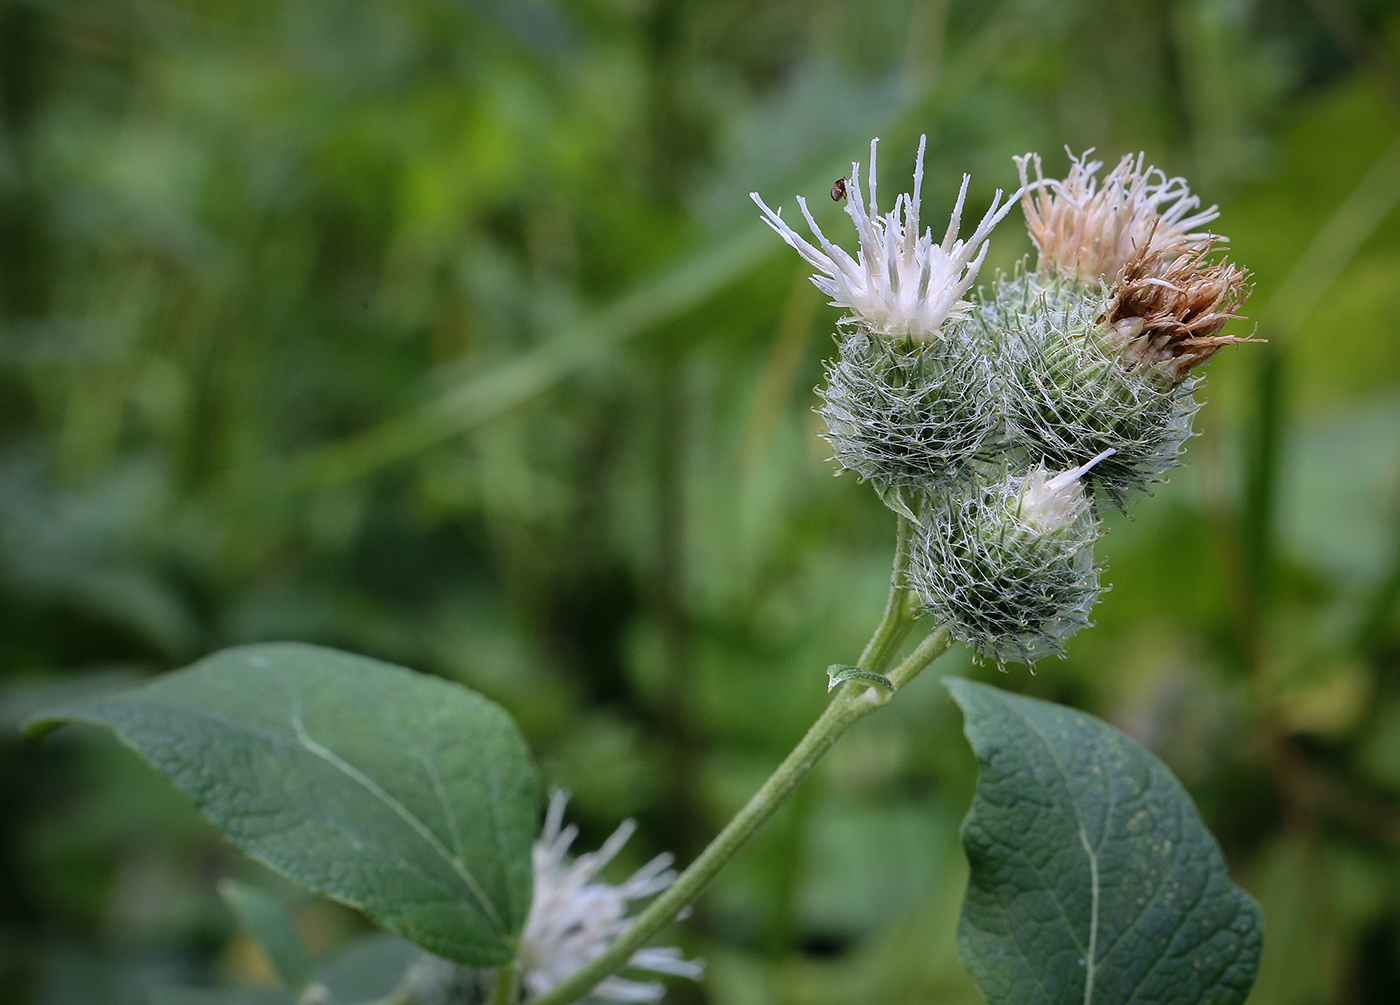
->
[519,792,701,1003]
[754,141,1255,667]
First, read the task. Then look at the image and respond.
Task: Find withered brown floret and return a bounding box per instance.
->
[1098,239,1258,380]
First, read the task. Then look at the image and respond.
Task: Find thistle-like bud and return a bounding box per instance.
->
[519,792,702,1002]
[818,325,1001,506]
[906,451,1113,668]
[986,270,1204,508]
[406,792,702,1005]
[1015,150,1220,286]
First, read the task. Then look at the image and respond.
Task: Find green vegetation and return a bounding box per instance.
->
[3,1,1399,1002]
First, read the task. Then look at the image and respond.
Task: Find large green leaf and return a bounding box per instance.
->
[945,678,1263,1005]
[25,643,540,966]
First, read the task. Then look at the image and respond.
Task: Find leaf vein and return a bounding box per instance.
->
[1020,713,1101,1005]
[290,713,507,938]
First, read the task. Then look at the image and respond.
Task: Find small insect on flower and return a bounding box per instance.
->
[831,178,848,201]
[752,135,1020,341]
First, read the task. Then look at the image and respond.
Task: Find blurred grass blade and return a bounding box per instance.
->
[1355,466,1400,651]
[271,15,1020,492]
[1259,130,1400,340]
[1242,344,1285,609]
[218,879,315,994]
[283,225,773,489]
[150,993,294,1005]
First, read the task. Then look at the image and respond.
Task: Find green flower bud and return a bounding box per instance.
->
[906,453,1110,668]
[984,271,1202,509]
[818,327,1001,510]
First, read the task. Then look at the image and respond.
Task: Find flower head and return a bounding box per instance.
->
[1016,149,1221,284]
[906,463,1105,669]
[519,791,702,1003]
[752,135,1018,341]
[1099,240,1256,380]
[818,327,1000,499]
[1017,449,1115,535]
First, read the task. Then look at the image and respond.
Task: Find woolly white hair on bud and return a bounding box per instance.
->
[1016,149,1221,285]
[817,327,1002,501]
[984,270,1202,510]
[907,464,1106,669]
[517,791,703,1003]
[1017,448,1115,535]
[751,136,1019,341]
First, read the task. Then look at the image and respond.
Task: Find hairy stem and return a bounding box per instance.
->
[524,524,949,1005]
[856,516,918,671]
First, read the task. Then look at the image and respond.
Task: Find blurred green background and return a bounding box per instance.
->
[2,0,1399,1002]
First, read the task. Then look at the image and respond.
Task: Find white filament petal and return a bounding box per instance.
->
[519,791,702,1003]
[1017,149,1221,283]
[1020,449,1116,534]
[751,134,1020,341]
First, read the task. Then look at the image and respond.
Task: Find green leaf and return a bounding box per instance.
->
[218,880,315,993]
[945,678,1263,1005]
[26,643,540,967]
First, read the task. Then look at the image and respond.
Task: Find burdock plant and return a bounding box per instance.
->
[24,141,1265,1005]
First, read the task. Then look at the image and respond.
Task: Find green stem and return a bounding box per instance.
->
[524,524,950,1005]
[886,623,952,690]
[856,516,918,672]
[488,963,519,1005]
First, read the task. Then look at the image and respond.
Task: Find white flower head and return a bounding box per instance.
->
[519,791,703,1004]
[1016,149,1221,284]
[1017,448,1116,535]
[751,135,1018,341]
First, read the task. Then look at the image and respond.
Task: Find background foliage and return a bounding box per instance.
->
[2,0,1399,1002]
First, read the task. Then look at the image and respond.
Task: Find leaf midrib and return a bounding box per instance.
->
[291,713,507,938]
[92,694,508,938]
[1021,712,1106,1005]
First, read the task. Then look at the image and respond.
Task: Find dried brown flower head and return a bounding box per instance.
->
[1016,150,1221,285]
[1098,238,1258,380]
